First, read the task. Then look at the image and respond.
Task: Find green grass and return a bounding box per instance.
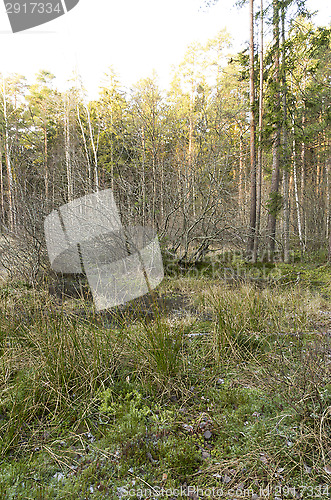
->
[0,270,330,498]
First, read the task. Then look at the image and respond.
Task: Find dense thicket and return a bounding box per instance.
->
[0,7,331,277]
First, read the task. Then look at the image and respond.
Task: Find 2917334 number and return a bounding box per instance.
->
[5,3,61,14]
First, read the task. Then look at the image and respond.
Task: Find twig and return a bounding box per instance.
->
[127,469,159,494]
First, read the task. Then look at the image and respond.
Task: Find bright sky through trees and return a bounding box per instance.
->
[0,0,329,97]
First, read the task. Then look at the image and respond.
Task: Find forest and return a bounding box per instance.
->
[1,10,331,270]
[0,0,331,498]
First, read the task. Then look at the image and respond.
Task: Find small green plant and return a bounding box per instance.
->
[161,436,202,481]
[99,389,152,442]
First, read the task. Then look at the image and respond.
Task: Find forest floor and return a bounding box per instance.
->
[0,253,330,499]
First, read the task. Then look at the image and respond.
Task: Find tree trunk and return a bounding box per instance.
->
[327,159,330,260]
[253,0,264,263]
[327,147,331,262]
[281,5,290,263]
[64,95,73,202]
[0,146,4,226]
[42,103,49,205]
[247,0,256,257]
[77,104,92,192]
[238,130,244,210]
[188,96,196,218]
[141,127,146,225]
[85,103,99,192]
[2,78,14,232]
[300,111,306,248]
[325,133,329,246]
[293,124,303,251]
[267,0,280,261]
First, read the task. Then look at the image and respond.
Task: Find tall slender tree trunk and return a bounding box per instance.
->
[110,107,114,191]
[325,133,329,243]
[42,103,49,205]
[281,5,290,263]
[188,97,196,218]
[85,104,99,192]
[253,0,264,263]
[0,146,4,226]
[2,78,14,232]
[77,104,92,192]
[293,123,303,251]
[327,164,330,255]
[141,127,146,225]
[247,0,257,257]
[44,124,49,202]
[238,128,244,209]
[316,115,322,197]
[300,111,306,248]
[64,95,73,202]
[267,0,280,261]
[152,147,156,225]
[326,145,331,261]
[160,156,164,220]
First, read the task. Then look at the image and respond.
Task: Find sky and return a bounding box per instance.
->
[0,0,330,98]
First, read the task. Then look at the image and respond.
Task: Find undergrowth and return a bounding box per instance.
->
[0,273,330,498]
